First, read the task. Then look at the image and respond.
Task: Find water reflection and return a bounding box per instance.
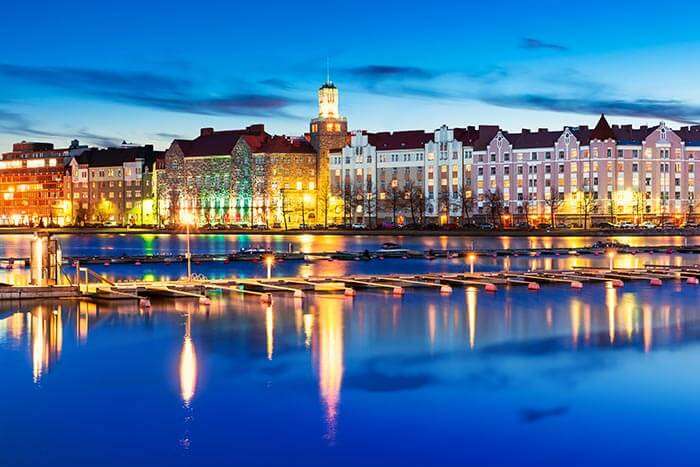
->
[1,282,700,465]
[314,297,344,443]
[266,305,274,360]
[30,305,63,384]
[466,287,477,350]
[180,311,197,407]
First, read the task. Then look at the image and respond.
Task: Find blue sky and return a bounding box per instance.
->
[1,0,700,150]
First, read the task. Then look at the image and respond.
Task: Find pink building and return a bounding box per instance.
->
[330,115,700,226]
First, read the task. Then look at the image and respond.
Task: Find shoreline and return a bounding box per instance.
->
[1,226,699,237]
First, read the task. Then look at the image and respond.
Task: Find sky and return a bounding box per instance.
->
[1,0,700,151]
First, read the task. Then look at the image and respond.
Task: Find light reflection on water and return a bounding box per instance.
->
[0,232,697,259]
[1,282,700,466]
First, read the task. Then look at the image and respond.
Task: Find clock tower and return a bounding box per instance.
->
[310,78,347,222]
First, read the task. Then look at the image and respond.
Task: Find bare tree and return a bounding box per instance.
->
[406,181,425,226]
[280,189,291,230]
[341,181,356,225]
[484,189,504,227]
[459,188,474,226]
[633,189,645,225]
[685,195,697,224]
[522,199,532,227]
[578,190,597,229]
[437,187,453,224]
[317,183,331,228]
[607,196,618,224]
[545,185,565,227]
[383,186,406,226]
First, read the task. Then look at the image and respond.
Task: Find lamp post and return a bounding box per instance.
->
[265,254,274,280]
[468,252,476,274]
[607,249,616,272]
[182,211,194,281]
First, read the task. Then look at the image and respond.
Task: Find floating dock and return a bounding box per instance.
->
[2,264,699,305]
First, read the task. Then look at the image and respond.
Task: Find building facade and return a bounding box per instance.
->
[158,125,320,227]
[331,115,700,226]
[0,141,87,226]
[67,145,161,225]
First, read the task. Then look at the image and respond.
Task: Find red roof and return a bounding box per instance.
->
[258,135,315,154]
[511,128,562,149]
[368,130,432,151]
[174,124,269,156]
[590,114,616,141]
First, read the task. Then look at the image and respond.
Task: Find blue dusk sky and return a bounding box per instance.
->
[1,0,700,150]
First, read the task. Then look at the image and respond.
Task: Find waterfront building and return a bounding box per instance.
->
[67,145,162,225]
[159,125,320,227]
[331,116,700,226]
[0,140,87,226]
[309,79,349,224]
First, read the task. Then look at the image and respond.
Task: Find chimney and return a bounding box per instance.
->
[538,128,548,133]
[200,127,214,137]
[246,124,265,134]
[522,128,530,134]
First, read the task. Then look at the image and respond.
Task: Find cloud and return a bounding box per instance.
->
[0,107,122,146]
[520,406,570,423]
[0,63,300,118]
[346,65,434,81]
[155,132,185,140]
[481,93,700,124]
[520,37,568,51]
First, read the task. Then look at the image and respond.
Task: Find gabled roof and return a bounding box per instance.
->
[511,129,562,149]
[677,125,700,147]
[174,125,269,157]
[453,126,481,146]
[258,135,316,154]
[75,145,161,169]
[368,130,432,151]
[471,125,501,151]
[611,124,656,145]
[590,114,616,141]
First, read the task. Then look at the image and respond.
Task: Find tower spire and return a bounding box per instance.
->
[326,56,330,85]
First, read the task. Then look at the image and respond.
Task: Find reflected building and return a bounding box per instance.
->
[466,287,477,350]
[30,305,63,384]
[313,297,344,442]
[180,312,197,407]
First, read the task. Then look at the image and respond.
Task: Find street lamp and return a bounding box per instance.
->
[468,252,476,274]
[181,211,195,281]
[265,254,275,279]
[607,249,616,272]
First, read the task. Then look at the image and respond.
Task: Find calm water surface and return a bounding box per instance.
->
[1,234,700,466]
[1,283,700,466]
[0,232,698,258]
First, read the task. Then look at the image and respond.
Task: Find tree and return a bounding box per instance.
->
[484,189,504,227]
[578,190,597,229]
[633,189,645,225]
[74,205,88,226]
[383,185,406,226]
[406,181,425,226]
[545,185,565,227]
[280,189,291,230]
[522,199,532,227]
[341,181,355,225]
[317,183,332,228]
[459,188,474,225]
[437,187,453,224]
[685,195,697,224]
[607,196,618,223]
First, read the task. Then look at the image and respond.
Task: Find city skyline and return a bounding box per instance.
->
[3,0,700,151]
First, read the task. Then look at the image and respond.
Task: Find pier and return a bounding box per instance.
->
[2,264,700,306]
